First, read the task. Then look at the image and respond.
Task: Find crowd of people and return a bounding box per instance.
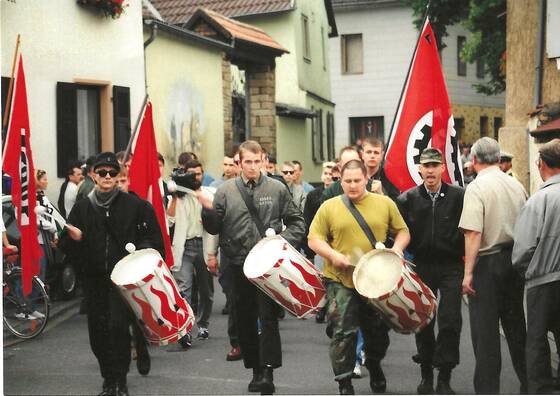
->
[2,136,560,396]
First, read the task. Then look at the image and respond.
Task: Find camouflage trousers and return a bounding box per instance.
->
[326,281,390,381]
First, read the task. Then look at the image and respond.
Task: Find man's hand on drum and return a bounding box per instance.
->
[330,251,352,269]
[207,253,219,275]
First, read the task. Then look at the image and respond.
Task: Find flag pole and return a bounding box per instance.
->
[123,94,148,160]
[2,34,21,131]
[384,2,431,159]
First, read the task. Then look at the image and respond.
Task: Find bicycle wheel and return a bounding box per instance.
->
[3,271,50,339]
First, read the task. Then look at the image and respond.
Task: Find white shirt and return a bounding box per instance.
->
[64,182,79,217]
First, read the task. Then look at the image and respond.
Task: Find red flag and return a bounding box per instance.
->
[2,54,43,295]
[128,101,174,267]
[384,19,463,193]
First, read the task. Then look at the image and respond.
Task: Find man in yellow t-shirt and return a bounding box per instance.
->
[309,159,409,395]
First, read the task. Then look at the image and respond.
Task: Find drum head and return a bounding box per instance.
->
[353,249,403,299]
[244,236,285,279]
[111,248,162,286]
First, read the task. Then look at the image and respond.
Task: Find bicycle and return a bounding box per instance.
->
[3,248,50,339]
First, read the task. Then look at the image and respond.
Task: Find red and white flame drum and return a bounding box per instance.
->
[353,249,437,334]
[111,249,194,346]
[244,235,326,319]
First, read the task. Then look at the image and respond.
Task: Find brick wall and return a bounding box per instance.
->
[248,63,277,156]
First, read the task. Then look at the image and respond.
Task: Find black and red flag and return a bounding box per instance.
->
[384,19,463,192]
[2,54,43,295]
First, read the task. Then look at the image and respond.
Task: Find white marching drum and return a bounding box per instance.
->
[111,248,194,346]
[244,235,326,319]
[353,249,437,334]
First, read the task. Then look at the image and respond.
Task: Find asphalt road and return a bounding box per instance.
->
[3,280,525,395]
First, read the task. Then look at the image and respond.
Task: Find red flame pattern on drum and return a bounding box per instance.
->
[164,273,189,313]
[385,299,421,333]
[402,288,433,321]
[131,292,174,340]
[150,285,186,327]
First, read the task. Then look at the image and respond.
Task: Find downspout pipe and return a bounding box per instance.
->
[534,0,546,108]
[143,21,159,94]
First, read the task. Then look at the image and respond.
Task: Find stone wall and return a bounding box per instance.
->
[247,63,277,156]
[451,103,505,145]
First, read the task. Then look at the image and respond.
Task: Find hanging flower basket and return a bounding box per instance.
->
[77,0,128,19]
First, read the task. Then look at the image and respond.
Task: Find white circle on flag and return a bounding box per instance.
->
[406,111,433,186]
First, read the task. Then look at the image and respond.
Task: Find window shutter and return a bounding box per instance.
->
[113,86,131,152]
[56,82,78,178]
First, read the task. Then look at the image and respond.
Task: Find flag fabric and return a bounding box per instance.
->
[384,19,463,193]
[128,101,174,267]
[2,54,43,295]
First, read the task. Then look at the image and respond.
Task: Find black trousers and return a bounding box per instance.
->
[219,253,239,348]
[526,280,560,394]
[231,264,281,369]
[468,250,527,394]
[85,276,132,384]
[414,261,462,370]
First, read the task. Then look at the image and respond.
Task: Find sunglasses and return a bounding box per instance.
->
[331,176,340,182]
[282,170,295,175]
[96,169,119,178]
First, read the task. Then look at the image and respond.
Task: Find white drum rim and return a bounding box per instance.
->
[352,249,403,299]
[243,236,287,279]
[111,248,162,286]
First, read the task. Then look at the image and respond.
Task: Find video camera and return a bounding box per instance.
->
[169,167,201,197]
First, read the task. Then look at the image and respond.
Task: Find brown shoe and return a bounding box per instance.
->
[226,346,242,361]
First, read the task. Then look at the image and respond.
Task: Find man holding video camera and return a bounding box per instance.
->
[167,159,218,351]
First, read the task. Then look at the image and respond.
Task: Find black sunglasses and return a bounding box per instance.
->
[96,169,119,178]
[282,170,295,175]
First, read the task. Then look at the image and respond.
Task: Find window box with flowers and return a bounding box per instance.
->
[77,0,128,19]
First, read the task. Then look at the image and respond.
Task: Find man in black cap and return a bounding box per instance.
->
[396,148,465,394]
[61,152,164,396]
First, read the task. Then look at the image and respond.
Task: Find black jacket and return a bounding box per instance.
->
[60,190,164,277]
[302,185,325,259]
[396,183,465,264]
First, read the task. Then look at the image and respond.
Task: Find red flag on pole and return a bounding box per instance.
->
[384,19,463,193]
[128,101,174,267]
[2,54,43,295]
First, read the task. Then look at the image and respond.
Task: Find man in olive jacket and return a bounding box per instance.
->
[200,140,305,395]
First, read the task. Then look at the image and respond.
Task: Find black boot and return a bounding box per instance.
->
[136,344,151,376]
[248,368,263,392]
[417,364,434,394]
[338,378,355,395]
[435,368,455,395]
[366,360,387,393]
[98,379,116,396]
[115,378,129,396]
[258,367,275,395]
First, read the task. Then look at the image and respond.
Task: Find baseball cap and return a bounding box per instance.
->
[419,148,443,164]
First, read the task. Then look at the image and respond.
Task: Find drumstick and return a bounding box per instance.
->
[35,205,67,228]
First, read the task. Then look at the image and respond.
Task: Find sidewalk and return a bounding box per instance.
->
[3,297,81,347]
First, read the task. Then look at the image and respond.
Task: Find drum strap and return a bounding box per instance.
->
[235,178,266,238]
[341,195,378,248]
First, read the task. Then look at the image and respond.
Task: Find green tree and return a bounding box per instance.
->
[401,0,506,95]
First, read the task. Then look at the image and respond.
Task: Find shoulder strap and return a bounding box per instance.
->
[341,195,378,249]
[235,178,266,238]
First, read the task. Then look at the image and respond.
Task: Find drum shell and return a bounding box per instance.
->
[244,236,326,319]
[353,249,437,334]
[111,249,194,346]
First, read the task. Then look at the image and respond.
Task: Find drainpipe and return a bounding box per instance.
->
[534,0,546,108]
[143,21,158,94]
[245,70,251,140]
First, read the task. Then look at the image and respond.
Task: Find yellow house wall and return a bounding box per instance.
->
[144,29,224,179]
[451,104,505,145]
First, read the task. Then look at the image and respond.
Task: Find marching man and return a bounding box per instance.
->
[309,159,409,395]
[396,148,465,394]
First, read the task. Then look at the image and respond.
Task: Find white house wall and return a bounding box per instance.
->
[1,1,145,199]
[329,5,417,150]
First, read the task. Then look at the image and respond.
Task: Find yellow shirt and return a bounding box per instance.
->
[309,193,408,288]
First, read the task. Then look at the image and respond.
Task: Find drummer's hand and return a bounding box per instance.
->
[207,254,219,275]
[66,224,83,241]
[5,244,18,253]
[462,272,476,296]
[390,246,404,258]
[196,190,213,210]
[330,251,352,269]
